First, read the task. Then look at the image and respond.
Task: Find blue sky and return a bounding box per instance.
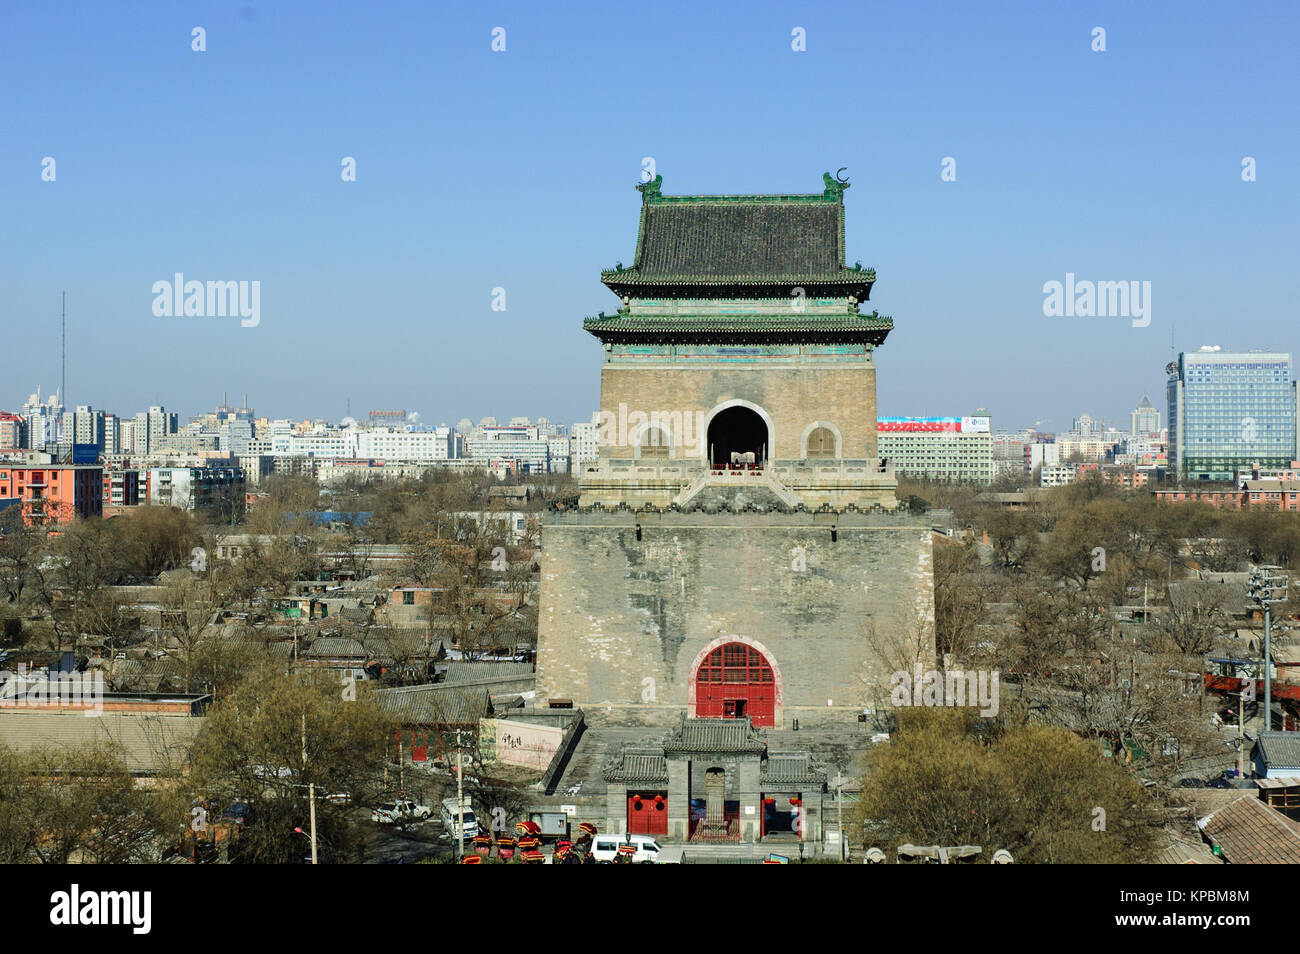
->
[2,1,1297,433]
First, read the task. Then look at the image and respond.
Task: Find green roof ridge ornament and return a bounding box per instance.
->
[823,169,850,200]
[638,174,663,201]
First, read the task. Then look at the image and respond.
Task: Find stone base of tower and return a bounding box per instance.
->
[535,509,940,730]
[576,458,900,512]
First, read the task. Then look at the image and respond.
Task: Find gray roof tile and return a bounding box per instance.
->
[374,684,491,726]
[663,717,766,754]
[1198,793,1300,864]
[1258,731,1300,770]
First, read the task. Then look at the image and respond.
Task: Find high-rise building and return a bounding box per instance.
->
[1072,413,1100,438]
[150,406,178,451]
[218,419,254,455]
[132,406,179,456]
[21,387,63,450]
[102,413,121,456]
[73,405,106,450]
[1167,348,1298,481]
[0,413,27,452]
[119,420,136,456]
[1130,395,1160,437]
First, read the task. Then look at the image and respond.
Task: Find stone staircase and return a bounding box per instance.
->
[673,468,802,512]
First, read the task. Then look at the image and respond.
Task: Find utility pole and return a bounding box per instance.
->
[302,713,317,865]
[455,729,467,862]
[1248,565,1288,733]
[836,772,845,863]
[1238,687,1246,777]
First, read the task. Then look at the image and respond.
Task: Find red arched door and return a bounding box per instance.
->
[695,642,775,727]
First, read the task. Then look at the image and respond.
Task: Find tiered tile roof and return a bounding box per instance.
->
[598,173,878,302]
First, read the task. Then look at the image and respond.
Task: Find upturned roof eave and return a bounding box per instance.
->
[582,313,893,339]
[584,330,893,348]
[601,272,874,290]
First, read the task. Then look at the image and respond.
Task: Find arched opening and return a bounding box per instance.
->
[694,641,776,727]
[707,406,768,470]
[806,426,836,458]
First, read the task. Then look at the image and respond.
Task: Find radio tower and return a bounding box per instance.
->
[61,291,66,408]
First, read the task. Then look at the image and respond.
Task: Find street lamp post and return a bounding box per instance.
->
[452,729,470,862]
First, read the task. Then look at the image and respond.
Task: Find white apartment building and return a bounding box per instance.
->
[468,425,551,472]
[875,416,994,484]
[547,436,571,474]
[148,465,245,511]
[355,427,457,461]
[1039,464,1077,487]
[1026,442,1061,475]
[1057,438,1118,462]
[573,417,601,466]
[287,432,356,458]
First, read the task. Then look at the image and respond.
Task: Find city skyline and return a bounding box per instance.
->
[7,377,1170,437]
[4,2,1298,429]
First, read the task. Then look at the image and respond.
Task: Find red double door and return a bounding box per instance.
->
[694,643,775,728]
[627,793,668,835]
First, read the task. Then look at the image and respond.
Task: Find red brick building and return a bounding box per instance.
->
[1152,488,1244,509]
[1242,480,1300,511]
[102,469,141,508]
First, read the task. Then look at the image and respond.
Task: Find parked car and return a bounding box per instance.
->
[371,799,431,824]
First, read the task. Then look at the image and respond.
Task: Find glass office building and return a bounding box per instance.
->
[1167,350,1298,481]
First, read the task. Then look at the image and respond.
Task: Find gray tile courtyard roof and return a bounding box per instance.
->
[1149,831,1224,865]
[0,710,201,774]
[108,658,185,693]
[1257,732,1300,771]
[304,636,367,658]
[663,716,766,755]
[760,752,826,787]
[443,661,534,685]
[602,748,669,784]
[374,684,491,726]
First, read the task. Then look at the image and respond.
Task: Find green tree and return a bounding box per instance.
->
[0,743,177,863]
[187,671,391,863]
[854,709,1162,863]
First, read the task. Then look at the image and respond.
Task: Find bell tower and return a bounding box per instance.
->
[536,173,936,732]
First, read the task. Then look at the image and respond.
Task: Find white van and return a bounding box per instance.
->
[440,797,479,841]
[588,834,667,864]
